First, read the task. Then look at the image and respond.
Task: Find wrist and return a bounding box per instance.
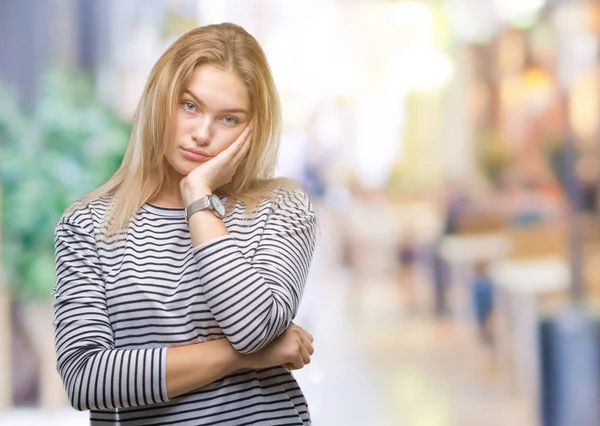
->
[180,178,212,207]
[213,339,248,373]
[232,350,253,371]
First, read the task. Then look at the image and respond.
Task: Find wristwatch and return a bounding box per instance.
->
[186,194,225,222]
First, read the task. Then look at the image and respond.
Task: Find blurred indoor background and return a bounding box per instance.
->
[2,0,600,425]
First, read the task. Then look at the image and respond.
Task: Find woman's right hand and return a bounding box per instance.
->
[243,323,314,371]
[180,124,253,207]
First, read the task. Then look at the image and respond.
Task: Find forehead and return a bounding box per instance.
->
[184,65,250,110]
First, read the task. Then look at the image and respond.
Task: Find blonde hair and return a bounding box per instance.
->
[69,23,297,235]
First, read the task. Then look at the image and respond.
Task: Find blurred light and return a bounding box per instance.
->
[389,47,454,92]
[570,70,600,140]
[552,2,588,34]
[389,1,433,30]
[557,34,598,90]
[263,1,366,100]
[521,68,554,114]
[444,0,500,43]
[494,0,547,27]
[551,2,598,90]
[352,90,405,188]
[308,367,325,385]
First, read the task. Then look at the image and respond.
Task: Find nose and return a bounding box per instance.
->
[192,116,211,146]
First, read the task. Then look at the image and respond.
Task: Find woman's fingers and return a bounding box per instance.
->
[231,129,252,164]
[290,337,311,370]
[211,124,251,177]
[282,348,311,371]
[300,333,314,356]
[294,324,314,344]
[225,124,252,159]
[275,323,315,371]
[300,344,311,366]
[290,355,304,370]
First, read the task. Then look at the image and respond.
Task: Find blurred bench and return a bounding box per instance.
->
[440,213,572,422]
[490,225,570,425]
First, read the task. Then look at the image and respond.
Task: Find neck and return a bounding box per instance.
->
[150,165,227,208]
[150,168,185,208]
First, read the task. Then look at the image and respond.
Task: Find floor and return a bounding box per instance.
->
[292,267,533,426]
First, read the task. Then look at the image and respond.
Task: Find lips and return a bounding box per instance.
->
[182,147,212,162]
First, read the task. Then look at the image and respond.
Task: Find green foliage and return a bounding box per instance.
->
[0,70,130,299]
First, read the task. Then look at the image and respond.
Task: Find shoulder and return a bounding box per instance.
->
[259,186,317,236]
[271,186,314,216]
[57,196,112,236]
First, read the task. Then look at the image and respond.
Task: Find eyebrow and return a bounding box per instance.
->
[184,89,249,115]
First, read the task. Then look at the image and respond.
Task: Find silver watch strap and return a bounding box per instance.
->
[186,195,210,222]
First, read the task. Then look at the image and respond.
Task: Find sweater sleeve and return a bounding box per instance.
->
[192,189,317,354]
[52,219,170,411]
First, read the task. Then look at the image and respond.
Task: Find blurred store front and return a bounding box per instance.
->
[2,1,600,425]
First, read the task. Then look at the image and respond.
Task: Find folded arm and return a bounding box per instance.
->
[53,220,248,410]
[189,189,317,354]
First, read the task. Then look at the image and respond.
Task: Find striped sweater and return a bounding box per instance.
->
[52,187,317,425]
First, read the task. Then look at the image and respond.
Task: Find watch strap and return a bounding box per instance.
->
[186,195,210,222]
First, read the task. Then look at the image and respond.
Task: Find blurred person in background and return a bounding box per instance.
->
[470,261,495,347]
[430,182,472,318]
[52,23,317,425]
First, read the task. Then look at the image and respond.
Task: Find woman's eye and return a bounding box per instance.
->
[223,116,238,125]
[183,102,196,112]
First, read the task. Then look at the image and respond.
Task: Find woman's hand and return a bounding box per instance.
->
[180,124,253,206]
[242,323,315,371]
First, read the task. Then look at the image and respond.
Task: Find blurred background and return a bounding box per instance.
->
[2,0,600,425]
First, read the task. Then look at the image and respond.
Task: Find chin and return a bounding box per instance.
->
[165,161,191,178]
[178,165,197,176]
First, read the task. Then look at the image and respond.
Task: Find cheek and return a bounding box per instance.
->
[164,129,185,166]
[167,117,192,152]
[171,116,190,139]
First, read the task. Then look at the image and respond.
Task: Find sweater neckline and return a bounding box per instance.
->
[141,203,185,218]
[141,196,228,218]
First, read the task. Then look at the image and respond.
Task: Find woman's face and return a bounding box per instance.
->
[165,64,251,177]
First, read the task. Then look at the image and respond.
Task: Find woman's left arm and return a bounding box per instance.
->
[188,189,316,354]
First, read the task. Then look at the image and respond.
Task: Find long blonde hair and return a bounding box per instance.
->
[69,23,296,235]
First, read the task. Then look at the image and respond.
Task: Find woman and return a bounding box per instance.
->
[53,23,317,425]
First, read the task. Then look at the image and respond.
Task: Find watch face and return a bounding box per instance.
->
[210,194,226,217]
